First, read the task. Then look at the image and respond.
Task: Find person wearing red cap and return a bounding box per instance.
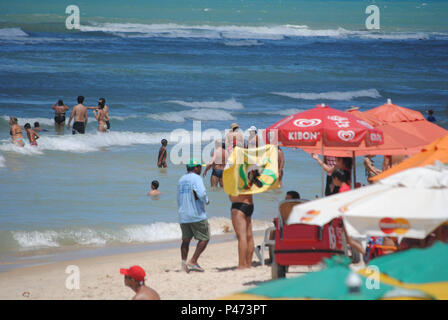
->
[120,265,160,300]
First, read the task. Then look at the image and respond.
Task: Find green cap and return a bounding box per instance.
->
[186,158,203,168]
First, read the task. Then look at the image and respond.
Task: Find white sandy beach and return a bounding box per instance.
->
[0,235,282,300]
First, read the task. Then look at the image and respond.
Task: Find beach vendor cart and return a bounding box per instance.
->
[269,199,348,279]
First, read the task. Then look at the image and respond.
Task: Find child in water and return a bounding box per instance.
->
[24,123,40,146]
[147,180,161,197]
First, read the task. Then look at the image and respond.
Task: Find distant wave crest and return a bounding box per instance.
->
[79,23,442,41]
[271,89,381,101]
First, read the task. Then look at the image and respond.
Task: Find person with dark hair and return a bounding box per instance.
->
[92,100,107,132]
[203,139,227,187]
[51,99,69,131]
[157,139,168,168]
[177,159,210,272]
[312,154,352,195]
[119,265,160,300]
[331,169,351,193]
[285,191,300,200]
[225,123,244,152]
[67,96,88,134]
[148,180,161,197]
[87,98,110,130]
[24,123,39,146]
[427,109,436,123]
[9,117,25,147]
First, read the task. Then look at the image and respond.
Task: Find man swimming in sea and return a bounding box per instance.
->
[67,96,88,134]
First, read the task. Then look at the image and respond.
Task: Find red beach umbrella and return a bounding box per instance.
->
[265,104,384,195]
[265,104,384,148]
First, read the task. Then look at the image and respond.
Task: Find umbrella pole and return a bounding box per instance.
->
[352,151,357,189]
[321,132,325,197]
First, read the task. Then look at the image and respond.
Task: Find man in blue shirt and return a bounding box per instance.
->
[178,158,210,272]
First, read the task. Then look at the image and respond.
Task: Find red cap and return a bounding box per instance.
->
[120,265,146,282]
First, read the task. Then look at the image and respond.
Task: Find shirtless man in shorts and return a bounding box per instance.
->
[203,140,227,187]
[67,96,88,134]
[230,193,254,269]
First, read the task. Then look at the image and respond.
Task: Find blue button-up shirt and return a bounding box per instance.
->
[177,172,209,223]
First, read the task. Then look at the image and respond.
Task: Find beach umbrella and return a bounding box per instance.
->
[221,256,432,300]
[358,242,448,299]
[265,104,384,194]
[287,165,448,240]
[370,135,448,181]
[364,99,448,145]
[265,104,384,149]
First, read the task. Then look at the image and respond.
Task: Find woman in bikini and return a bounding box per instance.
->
[93,103,108,132]
[229,193,255,269]
[9,117,25,147]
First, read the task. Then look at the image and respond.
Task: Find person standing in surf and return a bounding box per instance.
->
[9,117,25,147]
[67,96,88,134]
[92,101,108,132]
[203,140,227,188]
[157,139,168,168]
[51,99,69,133]
[87,98,110,130]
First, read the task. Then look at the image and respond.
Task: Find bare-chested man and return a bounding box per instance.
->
[67,96,88,134]
[203,140,227,187]
[230,193,254,269]
[120,266,160,300]
[52,99,69,132]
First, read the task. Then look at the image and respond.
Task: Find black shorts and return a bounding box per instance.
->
[54,115,65,124]
[106,120,110,130]
[72,121,85,134]
[212,168,223,179]
[231,202,254,218]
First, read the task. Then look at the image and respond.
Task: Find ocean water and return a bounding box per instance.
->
[0,0,448,264]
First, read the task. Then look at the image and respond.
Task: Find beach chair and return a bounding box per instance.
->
[270,199,347,279]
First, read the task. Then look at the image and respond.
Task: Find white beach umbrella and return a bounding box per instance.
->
[287,163,448,239]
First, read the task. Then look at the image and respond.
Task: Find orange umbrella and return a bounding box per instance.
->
[370,135,448,181]
[364,99,448,145]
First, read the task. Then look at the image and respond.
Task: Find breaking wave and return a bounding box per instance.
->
[6,217,271,251]
[271,89,381,101]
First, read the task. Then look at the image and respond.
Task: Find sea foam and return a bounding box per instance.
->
[9,217,271,250]
[271,89,381,101]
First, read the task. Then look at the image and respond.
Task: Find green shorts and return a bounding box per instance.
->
[180,220,210,241]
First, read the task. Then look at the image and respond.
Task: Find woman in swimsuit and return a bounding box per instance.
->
[9,117,25,147]
[229,193,255,269]
[52,100,69,133]
[93,104,107,132]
